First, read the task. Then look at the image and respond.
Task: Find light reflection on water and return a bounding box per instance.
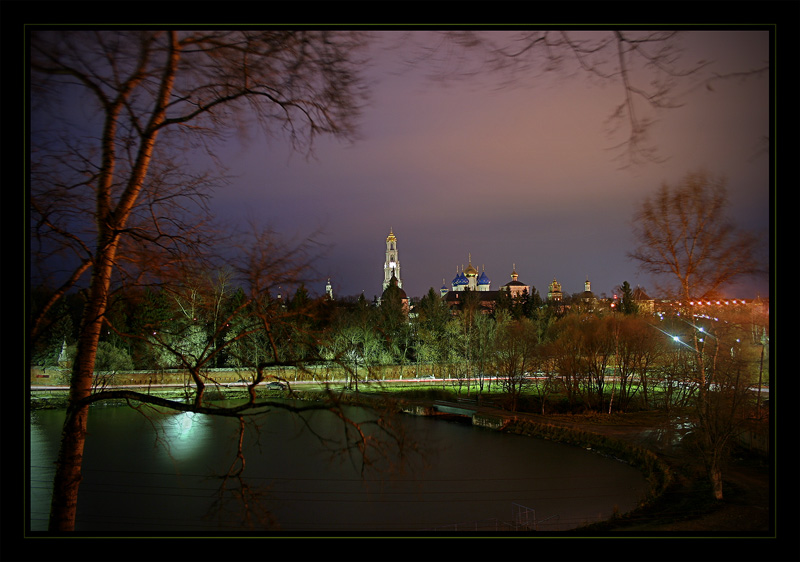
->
[160,411,213,459]
[29,401,647,533]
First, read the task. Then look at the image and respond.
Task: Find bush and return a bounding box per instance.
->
[94,342,134,372]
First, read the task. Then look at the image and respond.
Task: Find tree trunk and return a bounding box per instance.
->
[709,464,724,501]
[48,256,115,530]
[47,35,180,531]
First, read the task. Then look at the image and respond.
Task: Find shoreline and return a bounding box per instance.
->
[28,384,771,535]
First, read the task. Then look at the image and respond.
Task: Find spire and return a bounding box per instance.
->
[464,254,478,276]
[383,228,400,290]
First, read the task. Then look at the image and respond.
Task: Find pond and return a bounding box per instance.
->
[29,400,648,534]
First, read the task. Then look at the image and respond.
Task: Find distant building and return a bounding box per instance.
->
[378,229,408,314]
[441,260,531,314]
[443,258,528,295]
[653,296,762,315]
[580,277,596,305]
[382,228,402,291]
[547,277,563,302]
[504,265,529,299]
[632,286,654,313]
[448,255,491,292]
[381,272,409,314]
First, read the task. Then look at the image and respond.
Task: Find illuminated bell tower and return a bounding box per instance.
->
[383,228,402,291]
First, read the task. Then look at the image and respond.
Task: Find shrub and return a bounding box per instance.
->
[94,342,134,372]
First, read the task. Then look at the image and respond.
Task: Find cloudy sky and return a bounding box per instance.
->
[211,29,771,302]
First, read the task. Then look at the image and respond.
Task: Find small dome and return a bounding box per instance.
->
[478,271,490,285]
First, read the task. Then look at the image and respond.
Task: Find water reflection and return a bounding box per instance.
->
[29,402,647,533]
[29,410,62,531]
[160,411,213,459]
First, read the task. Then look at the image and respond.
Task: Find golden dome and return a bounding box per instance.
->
[386,228,397,242]
[463,253,478,277]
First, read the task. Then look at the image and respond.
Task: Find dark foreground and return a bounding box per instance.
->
[516,410,772,534]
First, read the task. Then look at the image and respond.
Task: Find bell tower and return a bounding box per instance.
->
[383,228,402,290]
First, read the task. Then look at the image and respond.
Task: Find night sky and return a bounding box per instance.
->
[200,30,771,301]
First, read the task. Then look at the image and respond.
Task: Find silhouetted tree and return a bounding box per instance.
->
[409,30,767,167]
[630,170,763,500]
[30,29,372,531]
[617,281,639,315]
[630,170,760,303]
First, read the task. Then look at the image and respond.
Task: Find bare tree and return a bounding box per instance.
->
[29,29,370,531]
[688,306,763,500]
[546,314,587,409]
[630,170,761,303]
[629,170,764,500]
[580,315,616,411]
[494,317,540,412]
[612,315,663,411]
[401,30,767,167]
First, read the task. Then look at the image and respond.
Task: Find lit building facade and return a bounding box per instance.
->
[382,228,402,291]
[447,255,492,293]
[440,259,532,314]
[547,277,563,302]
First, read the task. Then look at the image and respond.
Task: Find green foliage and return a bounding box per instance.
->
[29,287,82,368]
[618,281,639,315]
[29,274,766,424]
[94,341,134,372]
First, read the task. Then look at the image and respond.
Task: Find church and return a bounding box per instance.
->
[375,228,587,315]
[439,258,533,313]
[382,228,402,291]
[442,257,530,296]
[380,228,409,313]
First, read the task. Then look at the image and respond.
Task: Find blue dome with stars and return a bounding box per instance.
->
[453,272,468,286]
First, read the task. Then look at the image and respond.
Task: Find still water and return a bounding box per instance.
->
[29,401,647,533]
